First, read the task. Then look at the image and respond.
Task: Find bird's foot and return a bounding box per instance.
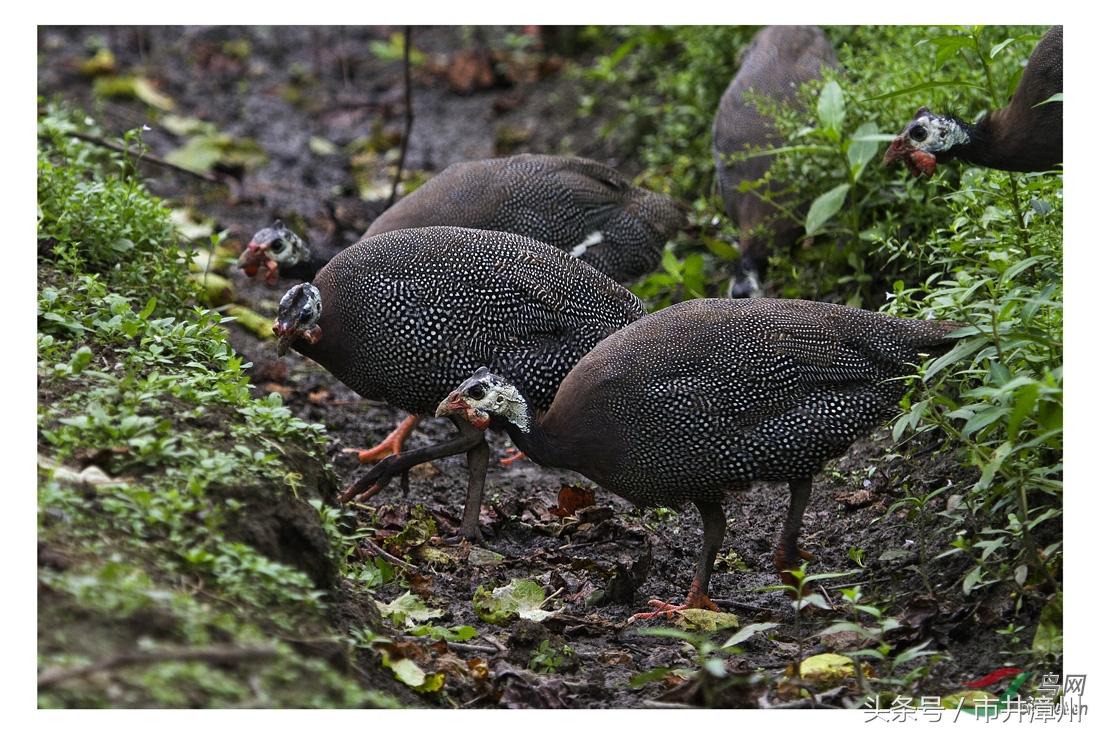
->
[342,415,418,464]
[627,583,718,623]
[339,455,404,504]
[499,448,527,467]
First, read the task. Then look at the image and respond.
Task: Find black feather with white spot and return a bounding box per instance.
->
[284,226,646,416]
[367,154,684,283]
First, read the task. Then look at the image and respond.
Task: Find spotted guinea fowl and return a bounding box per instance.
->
[239,220,336,285]
[241,154,685,286]
[272,226,645,540]
[713,26,837,298]
[885,26,1062,176]
[437,298,962,616]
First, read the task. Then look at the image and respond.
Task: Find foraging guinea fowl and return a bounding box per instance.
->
[885,26,1062,175]
[239,220,334,285]
[272,226,645,540]
[713,26,837,298]
[436,298,962,615]
[367,154,685,283]
[241,154,685,286]
[246,156,676,460]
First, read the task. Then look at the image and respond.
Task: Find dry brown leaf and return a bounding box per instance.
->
[551,485,596,517]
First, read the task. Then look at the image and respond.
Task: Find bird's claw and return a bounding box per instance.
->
[339,455,403,504]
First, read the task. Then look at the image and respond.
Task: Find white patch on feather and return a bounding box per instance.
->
[570,230,604,258]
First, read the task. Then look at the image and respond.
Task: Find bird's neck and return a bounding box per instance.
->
[493,414,573,470]
[284,238,338,280]
[933,117,984,165]
[948,113,1024,171]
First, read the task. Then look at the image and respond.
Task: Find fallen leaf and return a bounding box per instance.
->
[598,650,633,665]
[467,658,490,680]
[94,75,176,111]
[473,578,556,625]
[377,591,444,628]
[468,547,505,566]
[551,485,596,517]
[162,114,215,137]
[409,462,441,480]
[673,609,740,632]
[309,136,339,156]
[189,272,234,306]
[790,652,870,684]
[443,48,496,93]
[836,488,874,508]
[225,305,272,339]
[79,48,117,77]
[408,571,434,597]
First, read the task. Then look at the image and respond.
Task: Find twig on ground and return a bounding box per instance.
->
[709,598,775,615]
[361,536,420,572]
[46,131,223,184]
[400,637,499,656]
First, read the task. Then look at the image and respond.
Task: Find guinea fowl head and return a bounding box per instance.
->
[272,283,323,356]
[239,220,310,284]
[435,366,531,432]
[884,107,971,176]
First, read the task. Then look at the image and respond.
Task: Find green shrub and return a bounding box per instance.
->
[37,107,400,707]
[37,106,197,315]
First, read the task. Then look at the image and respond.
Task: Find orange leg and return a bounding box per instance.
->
[627,578,719,623]
[627,501,727,623]
[343,415,420,464]
[499,448,527,466]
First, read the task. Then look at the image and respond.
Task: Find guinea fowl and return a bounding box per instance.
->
[713,26,837,298]
[885,26,1062,176]
[436,298,962,616]
[366,154,685,283]
[241,154,685,286]
[272,226,645,540]
[239,220,335,285]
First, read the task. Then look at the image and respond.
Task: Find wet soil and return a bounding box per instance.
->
[37,25,1045,708]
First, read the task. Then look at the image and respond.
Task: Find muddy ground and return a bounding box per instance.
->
[37,26,1046,708]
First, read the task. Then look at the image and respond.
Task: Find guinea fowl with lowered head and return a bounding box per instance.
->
[884,26,1062,175]
[239,220,338,286]
[241,154,685,286]
[712,25,837,298]
[271,226,645,541]
[249,155,679,463]
[437,298,962,617]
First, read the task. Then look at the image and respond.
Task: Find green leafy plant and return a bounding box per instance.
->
[815,586,943,704]
[631,623,772,707]
[528,640,577,674]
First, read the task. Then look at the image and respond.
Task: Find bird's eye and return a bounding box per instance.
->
[467,384,486,400]
[909,125,928,142]
[270,239,286,253]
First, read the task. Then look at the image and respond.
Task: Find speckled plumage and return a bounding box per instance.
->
[366,154,685,283]
[529,298,959,506]
[712,26,837,295]
[444,297,962,607]
[289,226,646,418]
